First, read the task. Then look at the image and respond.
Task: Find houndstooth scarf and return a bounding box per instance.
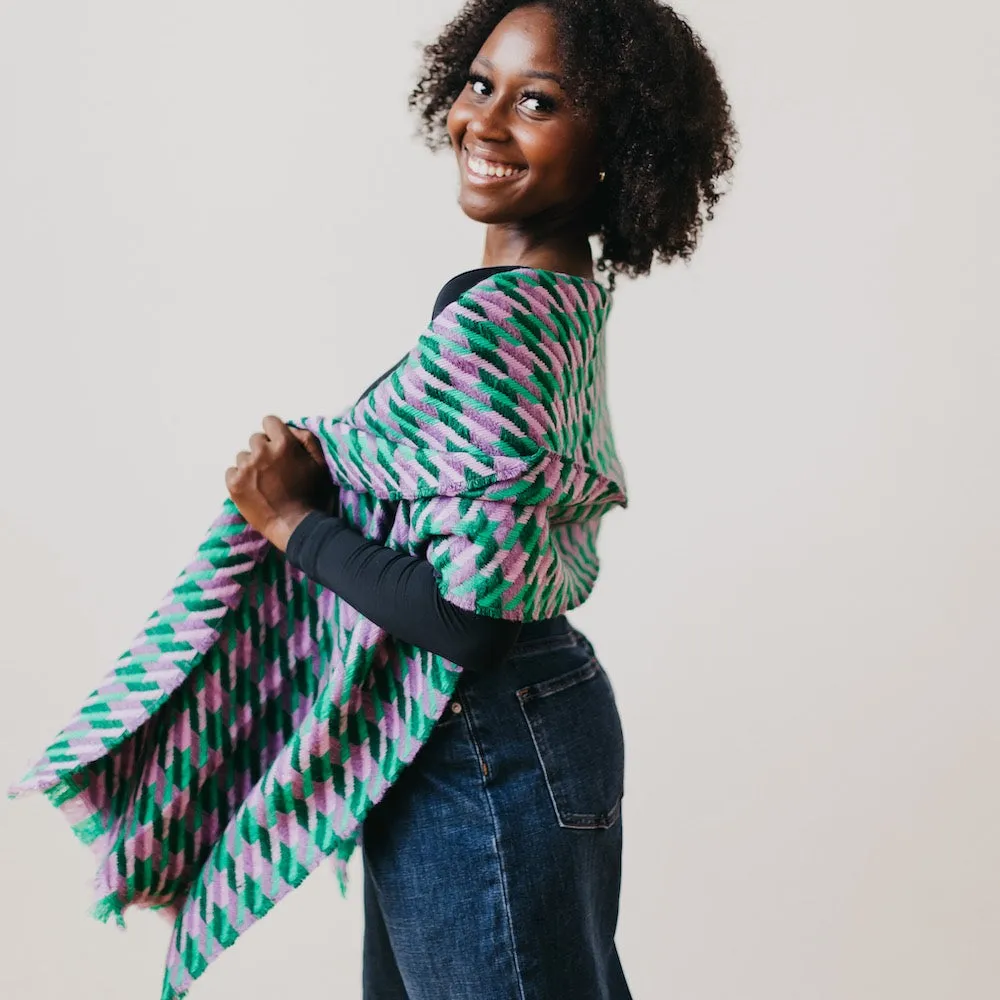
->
[8,267,628,999]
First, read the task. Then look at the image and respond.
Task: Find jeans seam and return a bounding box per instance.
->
[515,656,600,700]
[515,659,623,829]
[462,698,528,1000]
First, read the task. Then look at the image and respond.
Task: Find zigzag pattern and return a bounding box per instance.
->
[7,267,628,999]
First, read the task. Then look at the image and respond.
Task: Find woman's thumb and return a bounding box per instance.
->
[288,426,326,467]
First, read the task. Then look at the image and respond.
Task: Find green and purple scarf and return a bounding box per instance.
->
[8,267,628,999]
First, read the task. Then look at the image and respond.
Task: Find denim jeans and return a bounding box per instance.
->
[358,615,632,1000]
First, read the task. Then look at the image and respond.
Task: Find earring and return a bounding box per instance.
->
[598,170,606,183]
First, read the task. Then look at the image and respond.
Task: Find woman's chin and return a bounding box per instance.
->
[456,190,523,225]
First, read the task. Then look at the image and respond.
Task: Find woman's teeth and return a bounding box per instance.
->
[468,154,525,179]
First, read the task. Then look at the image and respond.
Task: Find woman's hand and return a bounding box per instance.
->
[224,415,337,552]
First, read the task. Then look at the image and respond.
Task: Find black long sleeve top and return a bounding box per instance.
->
[284,266,534,671]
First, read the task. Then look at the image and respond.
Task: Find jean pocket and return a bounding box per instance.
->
[516,658,625,830]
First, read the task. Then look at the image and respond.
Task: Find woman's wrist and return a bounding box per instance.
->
[269,504,323,554]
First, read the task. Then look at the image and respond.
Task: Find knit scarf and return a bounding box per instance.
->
[7,266,628,1000]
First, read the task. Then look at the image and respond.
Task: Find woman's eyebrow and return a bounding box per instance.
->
[472,55,565,88]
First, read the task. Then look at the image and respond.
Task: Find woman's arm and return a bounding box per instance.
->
[283,267,530,669]
[285,509,523,670]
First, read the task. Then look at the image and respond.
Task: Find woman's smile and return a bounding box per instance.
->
[463,145,529,184]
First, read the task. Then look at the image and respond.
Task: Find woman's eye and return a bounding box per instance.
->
[467,74,489,96]
[465,73,554,113]
[521,93,556,114]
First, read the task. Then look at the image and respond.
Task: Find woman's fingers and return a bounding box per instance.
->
[287,426,327,467]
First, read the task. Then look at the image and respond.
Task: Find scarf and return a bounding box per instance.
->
[7,266,628,1000]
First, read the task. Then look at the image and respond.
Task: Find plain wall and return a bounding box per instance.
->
[1,2,997,997]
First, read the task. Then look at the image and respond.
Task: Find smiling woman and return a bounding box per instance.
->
[443,6,603,247]
[345,3,736,1000]
[245,2,736,998]
[412,0,738,288]
[7,3,736,1000]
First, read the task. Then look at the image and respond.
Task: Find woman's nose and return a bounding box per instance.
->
[468,104,509,141]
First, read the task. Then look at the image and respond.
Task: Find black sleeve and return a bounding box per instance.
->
[285,510,523,671]
[283,267,525,670]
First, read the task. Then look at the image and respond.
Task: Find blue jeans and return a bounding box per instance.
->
[359,615,632,1000]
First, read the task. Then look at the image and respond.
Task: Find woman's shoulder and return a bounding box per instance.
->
[432,265,610,323]
[431,265,519,321]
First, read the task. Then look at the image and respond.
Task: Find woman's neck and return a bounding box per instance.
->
[480,224,595,282]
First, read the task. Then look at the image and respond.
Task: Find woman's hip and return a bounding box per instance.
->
[359,616,629,997]
[360,613,626,866]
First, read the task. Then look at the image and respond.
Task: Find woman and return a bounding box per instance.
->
[226,2,737,997]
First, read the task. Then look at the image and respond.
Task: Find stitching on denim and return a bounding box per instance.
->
[559,795,622,829]
[516,659,622,829]
[517,696,570,830]
[462,697,528,1000]
[515,657,600,700]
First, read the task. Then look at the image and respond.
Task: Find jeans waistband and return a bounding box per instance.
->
[516,614,570,641]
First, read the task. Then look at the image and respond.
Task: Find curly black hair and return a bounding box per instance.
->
[408,0,738,290]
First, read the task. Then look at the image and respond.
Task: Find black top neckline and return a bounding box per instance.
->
[431,264,606,324]
[444,264,603,286]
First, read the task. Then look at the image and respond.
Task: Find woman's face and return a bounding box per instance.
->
[446,4,599,226]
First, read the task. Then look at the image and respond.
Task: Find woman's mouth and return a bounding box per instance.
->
[463,147,528,185]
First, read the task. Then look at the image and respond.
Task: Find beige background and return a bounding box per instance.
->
[1,1,997,998]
